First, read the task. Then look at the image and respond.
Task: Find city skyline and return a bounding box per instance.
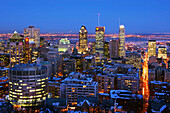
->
[0,0,170,34]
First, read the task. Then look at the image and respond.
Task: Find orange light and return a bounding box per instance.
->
[25,38,29,42]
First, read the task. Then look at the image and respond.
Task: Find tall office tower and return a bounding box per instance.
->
[0,53,10,67]
[0,40,5,53]
[148,40,156,58]
[23,38,31,63]
[24,26,40,48]
[92,42,96,54]
[9,63,48,107]
[119,25,126,58]
[109,38,119,58]
[79,25,88,54]
[104,41,110,58]
[60,72,98,105]
[126,52,141,69]
[8,31,24,67]
[62,58,76,77]
[58,38,71,54]
[158,45,167,59]
[48,48,59,77]
[70,48,83,72]
[95,27,105,55]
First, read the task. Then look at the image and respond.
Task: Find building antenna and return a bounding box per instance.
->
[119,17,120,26]
[98,13,100,26]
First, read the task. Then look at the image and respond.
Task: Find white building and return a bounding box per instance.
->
[60,72,98,105]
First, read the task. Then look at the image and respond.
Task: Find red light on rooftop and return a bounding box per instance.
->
[25,38,29,42]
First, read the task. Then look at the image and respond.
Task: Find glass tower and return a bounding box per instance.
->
[148,40,156,58]
[79,25,88,54]
[118,25,125,58]
[95,27,105,55]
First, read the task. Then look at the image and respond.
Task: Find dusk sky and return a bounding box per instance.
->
[0,0,170,34]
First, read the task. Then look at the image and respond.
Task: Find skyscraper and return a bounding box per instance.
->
[148,40,156,58]
[95,27,105,55]
[104,41,110,58]
[8,31,24,67]
[109,38,119,58]
[9,63,48,107]
[79,25,88,54]
[119,25,126,58]
[158,45,167,59]
[24,26,40,47]
[58,38,71,54]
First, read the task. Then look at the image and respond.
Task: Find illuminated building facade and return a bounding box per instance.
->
[148,40,156,58]
[23,38,31,63]
[60,72,98,105]
[62,58,75,77]
[104,41,110,58]
[24,26,40,48]
[109,38,119,58]
[8,31,24,67]
[95,27,105,55]
[92,42,96,54]
[0,40,5,53]
[158,45,167,59]
[119,25,126,58]
[0,53,10,67]
[0,67,9,77]
[58,38,71,54]
[70,48,83,72]
[48,77,61,98]
[117,73,139,94]
[126,52,141,69]
[79,25,88,54]
[9,63,48,107]
[47,48,59,76]
[96,73,114,93]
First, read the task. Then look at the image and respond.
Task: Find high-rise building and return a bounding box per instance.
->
[0,53,10,67]
[104,41,110,58]
[92,42,96,54]
[0,40,5,53]
[58,38,71,54]
[9,63,48,107]
[62,58,76,77]
[95,27,105,55]
[119,25,126,58]
[0,67,9,77]
[96,73,115,93]
[48,48,59,76]
[148,40,156,58]
[126,52,141,69]
[109,38,119,58]
[70,48,83,73]
[24,26,40,47]
[8,31,24,67]
[60,72,98,105]
[117,73,139,94]
[158,45,167,60]
[79,25,88,54]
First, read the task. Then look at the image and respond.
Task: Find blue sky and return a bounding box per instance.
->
[0,0,170,34]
